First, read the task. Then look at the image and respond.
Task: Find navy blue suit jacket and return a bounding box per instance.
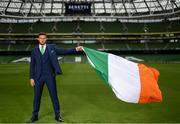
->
[30,44,76,80]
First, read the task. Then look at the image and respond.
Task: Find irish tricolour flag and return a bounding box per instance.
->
[83,47,162,104]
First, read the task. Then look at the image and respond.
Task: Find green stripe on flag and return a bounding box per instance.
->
[83,47,109,85]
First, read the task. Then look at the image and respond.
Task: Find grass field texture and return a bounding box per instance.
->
[0,63,180,123]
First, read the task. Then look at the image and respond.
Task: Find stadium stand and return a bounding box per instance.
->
[0,20,180,33]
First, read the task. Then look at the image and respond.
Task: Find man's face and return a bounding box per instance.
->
[38,35,47,45]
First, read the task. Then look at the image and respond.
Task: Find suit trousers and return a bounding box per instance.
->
[32,75,60,118]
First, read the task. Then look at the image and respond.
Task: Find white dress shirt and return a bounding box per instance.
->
[39,44,46,52]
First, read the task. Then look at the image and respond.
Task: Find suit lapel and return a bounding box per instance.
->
[34,46,42,63]
[47,44,51,55]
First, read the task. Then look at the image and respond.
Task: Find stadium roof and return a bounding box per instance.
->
[0,0,180,22]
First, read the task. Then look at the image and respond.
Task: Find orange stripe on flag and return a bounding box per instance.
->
[138,64,162,103]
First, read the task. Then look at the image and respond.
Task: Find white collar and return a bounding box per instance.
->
[39,44,46,50]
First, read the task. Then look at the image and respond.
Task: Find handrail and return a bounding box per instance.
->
[0,31,180,36]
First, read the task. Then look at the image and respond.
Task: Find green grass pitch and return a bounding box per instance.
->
[0,63,180,123]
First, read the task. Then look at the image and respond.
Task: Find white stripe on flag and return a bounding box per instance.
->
[108,54,141,103]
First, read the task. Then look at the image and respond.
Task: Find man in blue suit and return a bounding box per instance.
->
[28,32,83,123]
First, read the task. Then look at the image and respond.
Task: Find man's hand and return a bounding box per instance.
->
[76,46,83,52]
[30,79,35,87]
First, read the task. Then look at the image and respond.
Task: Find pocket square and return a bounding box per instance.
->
[51,50,54,53]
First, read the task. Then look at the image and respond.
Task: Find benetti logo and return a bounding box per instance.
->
[68,5,90,10]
